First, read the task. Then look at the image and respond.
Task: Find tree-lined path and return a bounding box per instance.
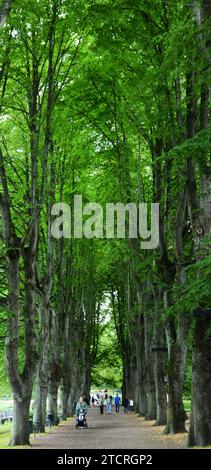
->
[0,0,211,450]
[31,407,186,450]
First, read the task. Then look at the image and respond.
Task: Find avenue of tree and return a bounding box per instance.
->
[0,0,210,447]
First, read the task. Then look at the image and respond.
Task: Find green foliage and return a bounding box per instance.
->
[166,249,211,319]
[0,1,210,429]
[92,318,122,388]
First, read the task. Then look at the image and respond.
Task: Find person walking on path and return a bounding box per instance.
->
[122,397,129,413]
[114,394,120,413]
[99,396,104,415]
[106,396,111,414]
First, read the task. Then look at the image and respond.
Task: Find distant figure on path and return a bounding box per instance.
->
[84,394,90,406]
[122,397,129,413]
[99,397,104,415]
[114,394,120,413]
[91,396,95,406]
[106,396,111,414]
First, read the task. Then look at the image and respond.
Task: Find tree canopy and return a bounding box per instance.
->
[0,0,211,448]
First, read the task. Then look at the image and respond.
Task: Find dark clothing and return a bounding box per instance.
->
[114,395,120,413]
[122,398,129,413]
[115,403,120,413]
[114,396,120,405]
[84,395,90,405]
[47,413,54,427]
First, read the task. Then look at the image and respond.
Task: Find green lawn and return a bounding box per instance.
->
[0,421,12,449]
[183,400,191,413]
[0,418,72,449]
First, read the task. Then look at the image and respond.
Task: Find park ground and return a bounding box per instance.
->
[0,400,193,449]
[2,401,211,450]
[1,406,187,450]
[30,406,187,449]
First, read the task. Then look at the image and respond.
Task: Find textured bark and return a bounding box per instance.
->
[47,382,59,422]
[188,317,211,446]
[83,365,92,400]
[135,289,147,416]
[48,309,60,423]
[0,0,13,27]
[67,361,79,416]
[187,1,211,445]
[164,340,187,434]
[164,289,189,434]
[33,310,49,432]
[11,396,31,446]
[154,352,167,425]
[144,285,156,421]
[188,173,211,446]
[126,352,137,403]
[33,381,48,432]
[4,253,34,446]
[60,314,71,420]
[153,289,167,425]
[1,146,38,445]
[60,387,69,420]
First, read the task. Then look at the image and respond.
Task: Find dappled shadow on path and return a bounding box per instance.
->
[30,407,187,449]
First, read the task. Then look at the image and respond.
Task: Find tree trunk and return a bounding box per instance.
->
[10,395,31,446]
[144,285,156,420]
[67,362,78,416]
[48,308,60,423]
[135,293,147,416]
[188,317,211,446]
[60,354,77,419]
[33,346,48,432]
[33,381,48,432]
[33,304,49,431]
[60,314,71,420]
[164,290,188,434]
[47,382,58,422]
[60,386,69,420]
[154,352,167,425]
[83,364,92,400]
[136,332,147,416]
[135,330,147,416]
[164,341,187,434]
[153,289,167,425]
[126,351,137,401]
[121,361,127,401]
[188,173,211,446]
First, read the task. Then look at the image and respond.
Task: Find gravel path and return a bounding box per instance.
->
[31,406,187,449]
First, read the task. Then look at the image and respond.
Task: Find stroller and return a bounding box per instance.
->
[75,408,88,429]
